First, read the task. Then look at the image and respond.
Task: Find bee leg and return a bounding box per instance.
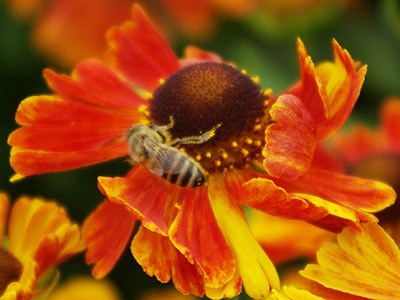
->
[171,123,221,146]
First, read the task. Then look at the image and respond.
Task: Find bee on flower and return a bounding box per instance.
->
[8,4,396,299]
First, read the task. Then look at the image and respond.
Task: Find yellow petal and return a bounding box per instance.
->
[208,175,280,299]
[301,223,400,299]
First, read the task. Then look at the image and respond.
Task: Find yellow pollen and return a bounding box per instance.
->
[251,76,260,84]
[214,160,222,167]
[231,141,238,148]
[159,78,165,84]
[179,148,186,152]
[253,124,261,132]
[138,105,148,113]
[241,148,249,157]
[254,140,262,147]
[205,152,212,158]
[144,92,153,100]
[244,137,253,145]
[264,89,273,96]
[195,154,202,161]
[219,150,228,159]
[241,69,247,74]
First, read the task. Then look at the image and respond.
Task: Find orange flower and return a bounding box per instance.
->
[0,192,84,300]
[6,0,254,68]
[8,5,395,299]
[299,223,400,299]
[269,223,400,300]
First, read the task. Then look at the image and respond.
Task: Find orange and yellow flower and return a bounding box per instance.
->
[0,192,84,300]
[6,0,254,68]
[269,223,400,300]
[8,4,395,299]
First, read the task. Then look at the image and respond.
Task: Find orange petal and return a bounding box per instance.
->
[44,60,147,110]
[169,187,236,288]
[179,46,224,67]
[250,211,334,265]
[8,196,83,274]
[106,5,179,92]
[382,98,400,152]
[263,94,316,180]
[300,168,396,213]
[289,38,367,142]
[9,94,138,177]
[131,226,205,296]
[301,223,400,299]
[239,178,361,232]
[10,139,127,178]
[97,165,170,235]
[0,193,9,243]
[208,175,280,299]
[82,200,136,279]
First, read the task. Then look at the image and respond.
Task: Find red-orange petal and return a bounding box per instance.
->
[315,39,367,141]
[44,60,147,110]
[263,94,316,179]
[382,98,400,152]
[300,168,396,213]
[132,226,205,296]
[239,178,363,232]
[179,46,224,68]
[288,39,367,142]
[10,139,127,178]
[97,165,169,235]
[169,187,236,288]
[106,5,179,92]
[82,200,136,279]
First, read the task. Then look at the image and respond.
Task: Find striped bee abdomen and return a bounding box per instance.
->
[162,153,207,187]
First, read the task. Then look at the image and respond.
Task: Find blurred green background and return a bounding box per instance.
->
[1,0,400,299]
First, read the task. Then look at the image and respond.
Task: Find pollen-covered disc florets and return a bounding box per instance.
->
[149,62,270,173]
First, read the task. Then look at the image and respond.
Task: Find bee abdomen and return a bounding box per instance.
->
[163,156,206,187]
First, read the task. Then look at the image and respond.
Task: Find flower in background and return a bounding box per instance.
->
[0,192,84,300]
[8,4,395,299]
[5,0,254,68]
[249,210,334,265]
[333,98,400,244]
[269,223,400,299]
[46,277,121,300]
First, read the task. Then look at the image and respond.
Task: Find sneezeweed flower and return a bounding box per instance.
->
[46,276,121,300]
[8,4,395,299]
[6,0,253,68]
[269,223,400,300]
[0,192,84,300]
[333,98,400,245]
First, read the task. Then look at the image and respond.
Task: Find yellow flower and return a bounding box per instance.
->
[0,193,84,300]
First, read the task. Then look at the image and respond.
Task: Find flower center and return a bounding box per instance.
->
[0,247,23,294]
[148,62,270,173]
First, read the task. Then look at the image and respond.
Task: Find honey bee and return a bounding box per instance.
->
[126,118,218,188]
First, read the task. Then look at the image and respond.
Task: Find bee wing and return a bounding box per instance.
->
[143,136,186,175]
